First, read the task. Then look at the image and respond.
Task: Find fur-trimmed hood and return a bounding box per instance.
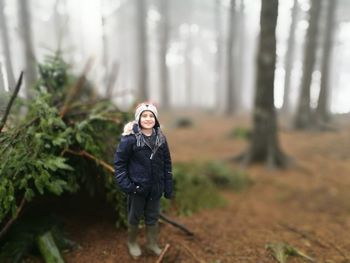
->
[121,121,166,149]
[122,121,137,136]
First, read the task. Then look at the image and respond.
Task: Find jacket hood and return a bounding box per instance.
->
[122,121,136,136]
[122,120,161,136]
[121,121,166,149]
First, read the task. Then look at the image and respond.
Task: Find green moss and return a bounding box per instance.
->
[228,126,251,140]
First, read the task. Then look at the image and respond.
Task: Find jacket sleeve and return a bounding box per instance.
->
[114,136,136,194]
[163,138,173,199]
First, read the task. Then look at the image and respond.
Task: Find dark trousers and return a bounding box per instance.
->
[127,194,160,226]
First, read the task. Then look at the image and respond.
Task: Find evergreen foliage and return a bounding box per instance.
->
[0,55,129,232]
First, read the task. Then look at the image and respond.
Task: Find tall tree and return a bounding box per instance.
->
[0,0,16,90]
[0,62,5,93]
[184,24,194,107]
[225,0,237,114]
[236,0,246,110]
[136,0,148,101]
[159,0,170,109]
[101,1,110,93]
[316,0,337,123]
[282,0,298,115]
[294,0,322,129]
[18,0,37,98]
[215,0,223,111]
[238,0,287,168]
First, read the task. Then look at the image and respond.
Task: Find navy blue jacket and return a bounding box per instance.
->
[114,122,173,199]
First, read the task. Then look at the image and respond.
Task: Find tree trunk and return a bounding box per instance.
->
[282,0,298,115]
[185,27,193,107]
[159,0,170,109]
[18,0,37,98]
[225,0,236,115]
[215,0,223,112]
[294,0,321,129]
[101,5,110,94]
[239,0,287,168]
[0,0,16,90]
[236,0,245,112]
[316,0,337,123]
[136,0,148,101]
[0,62,5,93]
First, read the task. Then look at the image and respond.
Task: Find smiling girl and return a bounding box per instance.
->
[114,102,173,259]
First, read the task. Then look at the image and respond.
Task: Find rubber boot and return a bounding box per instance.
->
[146,224,162,256]
[127,224,142,259]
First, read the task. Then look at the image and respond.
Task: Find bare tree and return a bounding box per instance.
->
[53,0,68,51]
[237,0,287,168]
[225,0,237,114]
[184,24,194,107]
[215,0,223,111]
[294,0,322,129]
[18,0,37,98]
[316,0,338,123]
[0,0,16,89]
[136,0,148,101]
[0,62,5,93]
[236,0,246,111]
[282,0,298,115]
[159,0,170,109]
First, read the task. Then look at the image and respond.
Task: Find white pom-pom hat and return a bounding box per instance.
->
[134,102,159,127]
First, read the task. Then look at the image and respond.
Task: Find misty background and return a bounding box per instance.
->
[1,0,349,115]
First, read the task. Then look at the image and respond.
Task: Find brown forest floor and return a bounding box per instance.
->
[60,112,350,263]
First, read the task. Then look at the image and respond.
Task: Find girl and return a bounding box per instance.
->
[114,102,173,258]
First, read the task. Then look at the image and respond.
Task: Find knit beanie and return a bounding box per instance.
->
[134,102,159,127]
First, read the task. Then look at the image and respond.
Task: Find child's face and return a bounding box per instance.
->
[140,110,156,129]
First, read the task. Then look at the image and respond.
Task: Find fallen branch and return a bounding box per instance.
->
[278,224,350,262]
[105,61,119,98]
[0,195,26,240]
[59,58,94,118]
[63,149,114,174]
[180,242,205,263]
[0,72,24,133]
[155,243,170,263]
[159,213,194,236]
[279,222,329,249]
[328,243,350,262]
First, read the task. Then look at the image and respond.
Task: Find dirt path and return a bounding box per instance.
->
[64,113,350,263]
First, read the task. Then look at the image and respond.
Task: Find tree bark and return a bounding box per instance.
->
[0,0,16,90]
[316,0,337,123]
[18,0,37,98]
[215,0,223,111]
[238,0,287,168]
[282,0,298,115]
[236,0,245,111]
[0,62,5,93]
[225,0,237,115]
[101,7,110,94]
[136,0,149,101]
[294,0,321,129]
[159,0,170,109]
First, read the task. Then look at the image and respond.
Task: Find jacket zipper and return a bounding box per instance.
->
[142,136,161,197]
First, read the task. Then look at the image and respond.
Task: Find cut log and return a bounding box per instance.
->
[36,231,65,263]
